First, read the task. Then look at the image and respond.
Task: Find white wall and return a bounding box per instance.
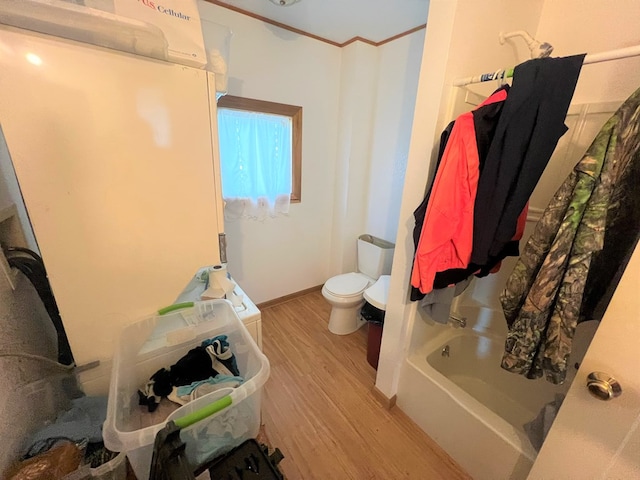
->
[329,41,379,276]
[536,0,640,106]
[198,1,426,303]
[0,126,38,250]
[377,0,545,397]
[330,32,426,275]
[365,30,425,244]
[198,2,342,304]
[526,1,640,219]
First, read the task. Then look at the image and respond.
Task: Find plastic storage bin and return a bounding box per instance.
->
[102,299,270,480]
[63,452,127,480]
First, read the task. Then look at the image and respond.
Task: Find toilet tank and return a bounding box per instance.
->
[357,234,395,280]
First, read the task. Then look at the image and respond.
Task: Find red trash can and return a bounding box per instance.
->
[361,302,385,370]
[367,322,383,369]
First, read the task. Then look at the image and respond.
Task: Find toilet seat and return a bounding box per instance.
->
[363,275,391,310]
[324,272,370,297]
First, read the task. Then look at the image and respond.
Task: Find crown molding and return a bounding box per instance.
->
[204,0,425,48]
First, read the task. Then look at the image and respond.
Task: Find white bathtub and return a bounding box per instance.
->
[396,305,595,480]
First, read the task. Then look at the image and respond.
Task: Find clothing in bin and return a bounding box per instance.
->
[138,335,243,412]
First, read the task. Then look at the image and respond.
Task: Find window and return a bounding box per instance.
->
[217,95,302,219]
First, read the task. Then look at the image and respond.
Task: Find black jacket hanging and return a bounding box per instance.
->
[471,55,585,266]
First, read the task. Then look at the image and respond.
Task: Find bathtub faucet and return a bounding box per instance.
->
[448,313,467,328]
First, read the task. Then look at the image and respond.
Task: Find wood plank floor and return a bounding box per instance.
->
[260,291,471,479]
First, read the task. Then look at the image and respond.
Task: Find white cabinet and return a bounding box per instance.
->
[0,26,224,366]
[174,270,263,350]
[230,281,263,351]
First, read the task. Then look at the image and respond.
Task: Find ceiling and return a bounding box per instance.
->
[211,0,430,45]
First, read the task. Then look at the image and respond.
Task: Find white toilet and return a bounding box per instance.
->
[322,234,395,335]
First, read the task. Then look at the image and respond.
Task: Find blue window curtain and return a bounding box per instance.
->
[218,108,292,220]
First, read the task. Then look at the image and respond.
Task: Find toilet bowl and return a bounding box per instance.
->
[322,272,373,335]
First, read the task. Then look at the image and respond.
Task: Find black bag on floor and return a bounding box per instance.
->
[196,439,285,480]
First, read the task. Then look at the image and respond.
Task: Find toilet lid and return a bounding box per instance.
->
[324,273,370,297]
[363,275,391,310]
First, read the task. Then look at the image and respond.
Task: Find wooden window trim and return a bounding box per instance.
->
[217,95,302,203]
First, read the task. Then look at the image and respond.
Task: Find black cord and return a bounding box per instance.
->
[3,245,75,365]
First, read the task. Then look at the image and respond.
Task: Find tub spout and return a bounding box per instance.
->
[442,345,450,357]
[449,313,467,328]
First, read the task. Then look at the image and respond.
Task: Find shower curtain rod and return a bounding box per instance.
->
[452,44,640,87]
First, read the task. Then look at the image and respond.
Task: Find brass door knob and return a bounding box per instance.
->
[586,372,622,400]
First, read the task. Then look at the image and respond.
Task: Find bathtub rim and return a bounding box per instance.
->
[405,327,539,462]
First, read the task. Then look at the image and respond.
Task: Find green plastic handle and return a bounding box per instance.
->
[158,302,194,316]
[173,395,232,429]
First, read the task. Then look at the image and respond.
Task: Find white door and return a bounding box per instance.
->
[0,26,221,366]
[528,243,640,479]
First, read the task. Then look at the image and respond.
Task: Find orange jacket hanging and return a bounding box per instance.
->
[411,88,508,294]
